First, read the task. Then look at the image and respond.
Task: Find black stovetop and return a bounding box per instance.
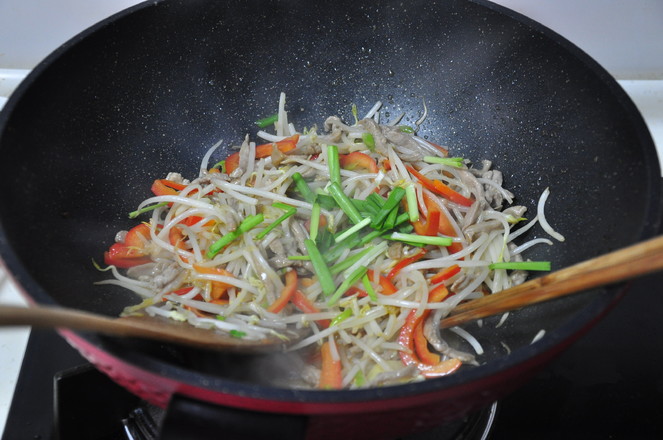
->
[3,271,663,439]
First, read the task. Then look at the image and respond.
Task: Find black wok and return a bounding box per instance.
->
[0,0,660,438]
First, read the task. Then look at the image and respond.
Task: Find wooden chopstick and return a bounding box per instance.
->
[440,235,663,329]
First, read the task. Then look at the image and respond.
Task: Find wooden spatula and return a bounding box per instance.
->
[441,235,663,328]
[0,304,301,353]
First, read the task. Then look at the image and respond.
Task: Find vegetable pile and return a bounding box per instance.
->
[99,93,564,389]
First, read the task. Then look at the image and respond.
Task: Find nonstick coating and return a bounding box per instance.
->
[0,0,660,437]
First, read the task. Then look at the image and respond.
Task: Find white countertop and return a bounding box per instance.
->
[1,1,663,437]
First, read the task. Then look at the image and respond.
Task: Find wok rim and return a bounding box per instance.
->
[0,0,660,408]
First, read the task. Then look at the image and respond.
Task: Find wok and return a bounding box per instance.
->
[0,0,660,438]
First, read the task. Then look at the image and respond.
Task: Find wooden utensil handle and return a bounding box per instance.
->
[441,235,663,328]
[0,304,136,334]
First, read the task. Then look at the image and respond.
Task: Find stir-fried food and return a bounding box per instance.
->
[99,93,564,389]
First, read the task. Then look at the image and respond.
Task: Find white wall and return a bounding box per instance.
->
[490,0,663,79]
[0,1,662,78]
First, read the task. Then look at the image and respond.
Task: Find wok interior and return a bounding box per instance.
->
[0,0,658,392]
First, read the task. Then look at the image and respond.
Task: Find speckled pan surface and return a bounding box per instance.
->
[0,0,659,430]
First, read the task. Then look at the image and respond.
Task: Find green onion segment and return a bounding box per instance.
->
[423,156,464,167]
[328,182,363,224]
[207,214,264,258]
[256,204,296,240]
[304,239,336,296]
[489,261,551,271]
[255,114,278,128]
[129,202,168,219]
[328,266,368,306]
[389,232,453,247]
[327,145,341,186]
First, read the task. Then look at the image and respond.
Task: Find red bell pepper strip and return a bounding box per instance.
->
[427,141,449,156]
[267,269,298,313]
[103,223,152,268]
[124,223,151,248]
[168,226,190,263]
[151,179,186,197]
[386,249,427,280]
[430,264,461,285]
[179,216,215,228]
[192,264,235,300]
[319,341,343,389]
[422,192,464,255]
[366,269,398,295]
[413,319,440,365]
[398,284,462,376]
[255,134,299,157]
[103,243,152,268]
[432,180,473,207]
[291,290,330,328]
[424,210,441,236]
[413,283,450,365]
[339,152,379,174]
[412,209,440,237]
[406,165,438,193]
[344,286,367,298]
[406,165,473,207]
[225,134,300,174]
[180,216,203,227]
[225,152,241,175]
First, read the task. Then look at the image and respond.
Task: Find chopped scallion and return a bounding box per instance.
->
[366,193,386,209]
[288,255,311,261]
[358,230,382,246]
[383,205,399,231]
[129,202,168,219]
[255,113,278,128]
[330,308,353,326]
[327,145,341,186]
[423,156,465,167]
[237,213,265,233]
[272,202,295,211]
[207,214,264,258]
[212,160,226,173]
[353,369,366,387]
[315,193,337,210]
[328,182,363,224]
[362,274,377,301]
[362,132,375,151]
[371,186,406,229]
[389,232,453,247]
[256,205,296,239]
[335,217,371,243]
[395,212,410,226]
[328,266,368,305]
[310,202,321,241]
[489,261,551,271]
[304,239,336,296]
[291,172,316,204]
[405,185,419,222]
[229,329,247,338]
[330,247,372,275]
[399,125,415,133]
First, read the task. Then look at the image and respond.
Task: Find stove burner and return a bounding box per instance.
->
[54,363,497,440]
[399,402,497,440]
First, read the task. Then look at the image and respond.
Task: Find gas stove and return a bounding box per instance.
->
[1,1,663,439]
